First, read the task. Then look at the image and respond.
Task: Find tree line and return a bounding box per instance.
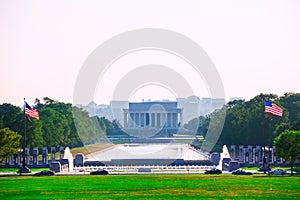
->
[1,93,299,164]
[0,97,117,150]
[185,93,300,150]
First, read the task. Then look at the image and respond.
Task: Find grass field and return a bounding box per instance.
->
[0,168,49,173]
[241,166,300,172]
[0,174,299,199]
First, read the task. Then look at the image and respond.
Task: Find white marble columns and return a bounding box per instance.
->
[124,111,182,128]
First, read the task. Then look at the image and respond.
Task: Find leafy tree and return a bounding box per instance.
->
[0,103,23,132]
[0,103,44,148]
[40,106,71,147]
[280,93,300,130]
[274,130,300,175]
[216,94,285,146]
[0,128,22,163]
[202,107,226,152]
[185,93,298,150]
[43,97,58,105]
[25,119,44,147]
[72,106,101,145]
[273,122,291,138]
[0,99,114,150]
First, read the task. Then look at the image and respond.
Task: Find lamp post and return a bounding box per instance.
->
[17,147,23,176]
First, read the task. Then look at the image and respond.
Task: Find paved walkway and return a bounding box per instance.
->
[86,143,209,161]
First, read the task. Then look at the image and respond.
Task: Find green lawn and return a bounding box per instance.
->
[0,174,299,199]
[241,166,300,172]
[0,168,49,173]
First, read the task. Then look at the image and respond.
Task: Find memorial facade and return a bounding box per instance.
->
[123,101,183,137]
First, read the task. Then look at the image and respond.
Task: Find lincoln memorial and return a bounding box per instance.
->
[123,101,183,137]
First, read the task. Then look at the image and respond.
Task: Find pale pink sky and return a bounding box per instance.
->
[1,0,299,107]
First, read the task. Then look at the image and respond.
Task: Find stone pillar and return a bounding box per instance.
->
[256,146,262,164]
[164,113,168,127]
[25,148,30,166]
[173,113,178,127]
[149,113,151,127]
[74,154,85,167]
[156,113,161,127]
[150,113,155,127]
[9,155,14,165]
[230,145,236,160]
[174,113,178,127]
[123,110,128,128]
[133,113,136,127]
[137,113,140,127]
[170,113,173,128]
[273,146,278,165]
[248,145,253,163]
[59,146,65,160]
[166,113,170,127]
[238,145,245,163]
[33,147,39,165]
[146,113,150,127]
[252,147,256,164]
[16,153,21,166]
[141,112,144,127]
[138,113,141,127]
[129,113,134,128]
[51,147,56,161]
[140,113,144,127]
[131,113,135,127]
[134,113,138,127]
[210,153,220,166]
[171,113,174,128]
[180,110,183,127]
[42,147,48,165]
[132,113,136,127]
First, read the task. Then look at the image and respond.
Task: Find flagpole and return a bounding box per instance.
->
[261,99,283,174]
[23,98,26,171]
[19,98,30,174]
[263,113,267,174]
[262,99,268,174]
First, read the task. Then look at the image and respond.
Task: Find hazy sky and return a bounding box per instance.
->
[1,0,299,107]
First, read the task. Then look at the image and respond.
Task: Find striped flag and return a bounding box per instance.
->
[25,101,39,119]
[264,100,283,117]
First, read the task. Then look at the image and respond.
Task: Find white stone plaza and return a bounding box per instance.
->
[86,143,208,162]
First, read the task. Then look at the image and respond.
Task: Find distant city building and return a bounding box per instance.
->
[200,98,226,116]
[110,100,129,124]
[78,96,228,127]
[177,96,200,124]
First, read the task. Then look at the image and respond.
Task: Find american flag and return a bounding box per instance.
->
[25,101,39,119]
[264,100,283,117]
